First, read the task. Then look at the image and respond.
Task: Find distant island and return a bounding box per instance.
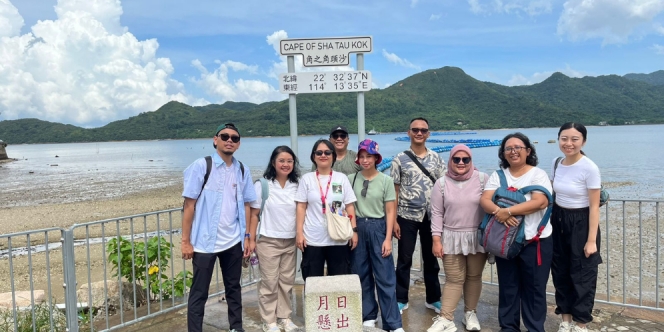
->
[1,67,663,144]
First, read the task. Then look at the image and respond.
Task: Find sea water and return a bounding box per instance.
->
[1,125,662,207]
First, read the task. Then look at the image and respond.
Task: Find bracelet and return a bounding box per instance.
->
[507,208,512,216]
[492,207,500,215]
[244,233,251,238]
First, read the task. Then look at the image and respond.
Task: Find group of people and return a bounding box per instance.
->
[180,119,603,332]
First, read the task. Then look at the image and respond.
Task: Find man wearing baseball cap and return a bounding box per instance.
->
[316,125,362,175]
[181,122,257,332]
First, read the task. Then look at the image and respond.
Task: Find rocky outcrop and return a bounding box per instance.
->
[77,280,146,310]
[0,290,46,308]
[0,140,7,160]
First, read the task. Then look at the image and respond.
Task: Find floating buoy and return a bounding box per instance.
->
[55,155,59,158]
[50,164,58,166]
[533,141,539,144]
[547,140,556,143]
[29,171,34,174]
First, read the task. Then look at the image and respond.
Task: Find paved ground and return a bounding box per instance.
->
[120,274,664,332]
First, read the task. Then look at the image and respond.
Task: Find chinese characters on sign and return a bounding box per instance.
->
[280,36,372,67]
[279,71,372,94]
[315,296,352,330]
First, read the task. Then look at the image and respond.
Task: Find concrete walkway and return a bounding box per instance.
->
[121,276,664,332]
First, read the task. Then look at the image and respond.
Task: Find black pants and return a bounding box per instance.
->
[188,242,244,332]
[496,236,553,332]
[551,204,602,324]
[395,214,441,304]
[300,245,351,280]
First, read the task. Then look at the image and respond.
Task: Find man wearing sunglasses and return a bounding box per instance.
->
[312,125,362,175]
[390,117,446,316]
[181,122,257,332]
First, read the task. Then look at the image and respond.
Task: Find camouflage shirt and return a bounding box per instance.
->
[390,148,446,222]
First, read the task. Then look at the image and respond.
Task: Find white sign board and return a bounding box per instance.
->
[279,71,372,94]
[280,36,372,67]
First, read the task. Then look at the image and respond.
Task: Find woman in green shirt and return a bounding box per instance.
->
[349,139,404,332]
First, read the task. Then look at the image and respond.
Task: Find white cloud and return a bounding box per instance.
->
[507,64,585,86]
[0,0,200,127]
[467,0,552,16]
[430,14,441,21]
[558,0,664,44]
[0,0,23,37]
[653,44,664,55]
[191,59,283,104]
[655,23,664,35]
[382,49,421,70]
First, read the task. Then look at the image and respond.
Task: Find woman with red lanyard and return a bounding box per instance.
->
[296,139,358,280]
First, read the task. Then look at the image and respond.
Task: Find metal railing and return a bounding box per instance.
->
[0,208,259,332]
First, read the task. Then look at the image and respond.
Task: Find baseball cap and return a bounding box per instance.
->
[216,122,240,135]
[355,139,383,165]
[330,125,349,136]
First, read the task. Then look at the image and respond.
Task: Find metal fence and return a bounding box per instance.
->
[0,208,258,332]
[1,199,662,332]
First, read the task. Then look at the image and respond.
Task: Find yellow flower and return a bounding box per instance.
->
[148,266,159,275]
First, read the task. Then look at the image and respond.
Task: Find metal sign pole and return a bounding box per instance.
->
[357,53,366,142]
[287,56,298,156]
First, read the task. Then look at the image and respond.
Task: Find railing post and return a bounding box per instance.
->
[62,229,79,332]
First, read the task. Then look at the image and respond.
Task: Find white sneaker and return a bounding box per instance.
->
[462,310,481,331]
[392,328,406,332]
[363,319,376,327]
[278,318,298,332]
[571,325,588,332]
[427,316,457,332]
[263,322,280,332]
[558,321,572,332]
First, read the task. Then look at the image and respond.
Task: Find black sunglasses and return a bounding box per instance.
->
[410,128,429,134]
[361,180,369,197]
[452,157,471,164]
[217,133,241,143]
[314,150,333,156]
[331,133,348,140]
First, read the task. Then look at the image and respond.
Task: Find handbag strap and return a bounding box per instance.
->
[403,150,437,184]
[256,178,269,239]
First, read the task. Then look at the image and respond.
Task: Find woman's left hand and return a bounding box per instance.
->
[381,239,392,258]
[584,241,597,258]
[349,233,358,250]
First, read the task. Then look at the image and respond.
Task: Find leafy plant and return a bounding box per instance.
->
[107,236,192,301]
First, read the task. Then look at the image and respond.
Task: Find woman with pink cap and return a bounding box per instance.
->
[427,144,489,332]
[348,139,404,332]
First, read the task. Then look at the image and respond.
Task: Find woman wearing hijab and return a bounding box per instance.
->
[427,144,488,332]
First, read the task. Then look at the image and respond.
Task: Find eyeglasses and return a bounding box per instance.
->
[217,133,241,143]
[410,128,429,134]
[314,150,333,156]
[277,159,294,164]
[361,180,369,197]
[331,133,348,140]
[452,157,471,164]
[504,146,526,153]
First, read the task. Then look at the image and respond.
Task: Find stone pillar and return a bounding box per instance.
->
[305,275,363,332]
[0,141,7,160]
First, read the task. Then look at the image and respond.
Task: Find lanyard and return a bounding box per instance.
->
[316,170,333,214]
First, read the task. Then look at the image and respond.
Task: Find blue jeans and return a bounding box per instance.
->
[351,218,402,330]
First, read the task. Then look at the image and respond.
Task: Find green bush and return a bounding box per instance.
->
[107,236,192,301]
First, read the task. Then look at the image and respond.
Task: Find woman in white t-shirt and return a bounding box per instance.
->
[480,132,553,332]
[550,123,602,332]
[249,145,301,332]
[295,139,357,280]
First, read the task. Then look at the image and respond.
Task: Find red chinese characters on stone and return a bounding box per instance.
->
[318,295,329,311]
[316,314,331,330]
[337,296,347,309]
[336,313,349,328]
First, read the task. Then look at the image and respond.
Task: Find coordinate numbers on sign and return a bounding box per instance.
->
[279,71,372,94]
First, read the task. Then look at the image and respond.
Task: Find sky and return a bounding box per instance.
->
[0,0,663,128]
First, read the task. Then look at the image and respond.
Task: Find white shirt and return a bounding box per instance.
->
[250,179,298,239]
[550,156,601,209]
[214,163,241,252]
[295,171,357,246]
[485,167,553,240]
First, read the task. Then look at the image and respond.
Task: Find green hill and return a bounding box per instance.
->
[1,66,663,144]
[624,70,664,86]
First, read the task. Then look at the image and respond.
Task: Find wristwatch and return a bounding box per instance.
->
[352,227,358,232]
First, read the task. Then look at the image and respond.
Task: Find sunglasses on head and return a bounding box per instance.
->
[315,150,333,156]
[217,133,240,143]
[331,133,348,140]
[410,128,429,134]
[361,180,369,197]
[452,157,471,164]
